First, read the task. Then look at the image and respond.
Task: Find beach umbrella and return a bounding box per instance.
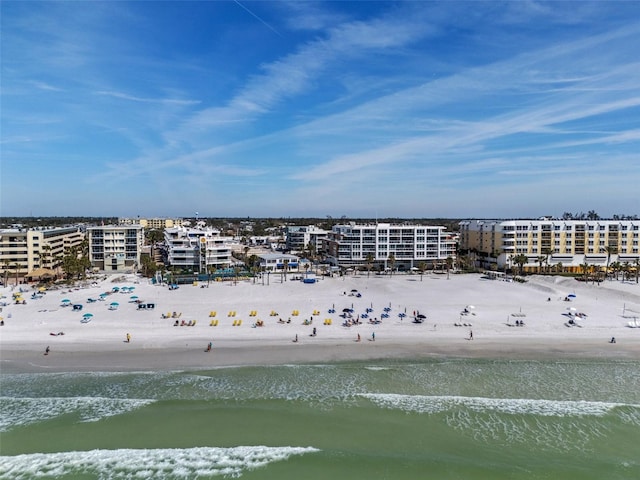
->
[99,293,108,297]
[83,313,93,319]
[567,294,576,298]
[130,295,139,300]
[39,287,47,292]
[61,299,71,303]
[110,302,119,306]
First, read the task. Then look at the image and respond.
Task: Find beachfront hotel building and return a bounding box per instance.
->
[0,226,84,283]
[285,225,329,253]
[323,222,457,271]
[87,225,144,272]
[459,219,640,272]
[163,226,234,273]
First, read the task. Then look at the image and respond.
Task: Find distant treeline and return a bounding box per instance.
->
[0,216,463,233]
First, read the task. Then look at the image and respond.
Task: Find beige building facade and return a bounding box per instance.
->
[459,219,640,272]
[0,226,84,283]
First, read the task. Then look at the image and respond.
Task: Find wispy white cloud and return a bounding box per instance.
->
[95,90,200,106]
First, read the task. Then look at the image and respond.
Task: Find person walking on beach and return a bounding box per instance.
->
[356,333,361,342]
[371,332,375,341]
[468,330,473,340]
[126,333,131,343]
[44,346,50,355]
[293,334,298,343]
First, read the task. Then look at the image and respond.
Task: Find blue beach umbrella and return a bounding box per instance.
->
[83,313,93,318]
[61,299,71,303]
[110,302,119,306]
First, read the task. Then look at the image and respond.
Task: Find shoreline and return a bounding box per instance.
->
[2,336,638,374]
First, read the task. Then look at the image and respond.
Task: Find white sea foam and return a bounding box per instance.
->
[0,396,155,432]
[0,445,320,479]
[359,393,640,417]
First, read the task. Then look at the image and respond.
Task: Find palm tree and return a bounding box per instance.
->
[417,261,427,281]
[603,245,617,280]
[365,253,374,278]
[513,254,528,276]
[12,262,21,286]
[387,253,396,276]
[581,262,590,282]
[543,248,554,273]
[446,256,454,280]
[40,244,52,270]
[536,256,546,274]
[2,258,11,286]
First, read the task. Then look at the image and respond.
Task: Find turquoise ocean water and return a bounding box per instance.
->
[1,359,639,479]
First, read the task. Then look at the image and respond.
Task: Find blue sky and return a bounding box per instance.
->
[2,1,639,219]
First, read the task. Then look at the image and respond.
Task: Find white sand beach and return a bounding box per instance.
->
[1,272,639,373]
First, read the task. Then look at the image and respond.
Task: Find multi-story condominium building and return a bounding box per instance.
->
[285,225,329,253]
[163,227,234,273]
[118,217,185,229]
[324,222,457,271]
[0,226,84,282]
[87,225,144,272]
[459,219,640,272]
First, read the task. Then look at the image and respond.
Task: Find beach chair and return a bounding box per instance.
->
[237,319,242,326]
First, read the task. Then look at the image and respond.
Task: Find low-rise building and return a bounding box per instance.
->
[257,253,300,272]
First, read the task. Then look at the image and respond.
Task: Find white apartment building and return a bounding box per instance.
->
[285,225,329,253]
[324,222,457,270]
[459,218,640,271]
[163,227,234,273]
[0,226,84,282]
[87,225,144,272]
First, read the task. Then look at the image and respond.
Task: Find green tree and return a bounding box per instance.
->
[2,259,11,286]
[446,256,454,280]
[417,261,427,281]
[387,253,396,276]
[603,245,617,280]
[12,262,21,286]
[366,253,374,278]
[513,254,528,276]
[543,248,554,273]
